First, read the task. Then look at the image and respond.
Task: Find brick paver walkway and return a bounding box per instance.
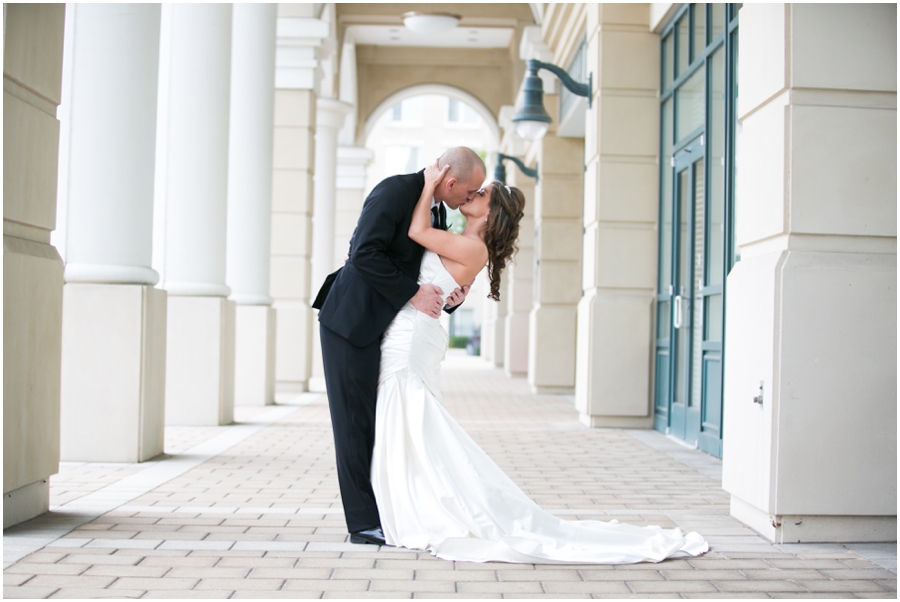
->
[4,352,896,599]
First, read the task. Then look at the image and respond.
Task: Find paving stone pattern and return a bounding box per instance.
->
[4,354,895,598]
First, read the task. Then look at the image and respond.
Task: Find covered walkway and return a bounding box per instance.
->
[4,354,895,598]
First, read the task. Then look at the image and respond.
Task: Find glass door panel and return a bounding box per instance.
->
[686,157,705,444]
[668,137,703,441]
[669,167,690,438]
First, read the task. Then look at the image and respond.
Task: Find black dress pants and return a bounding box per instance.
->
[319,323,382,533]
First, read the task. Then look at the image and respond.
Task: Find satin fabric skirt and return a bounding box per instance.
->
[370,303,708,564]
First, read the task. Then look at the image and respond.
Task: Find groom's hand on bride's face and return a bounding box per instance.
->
[411,284,445,318]
[444,285,470,309]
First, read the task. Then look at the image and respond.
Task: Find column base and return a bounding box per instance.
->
[531,385,576,395]
[528,304,577,391]
[480,307,497,365]
[484,312,506,369]
[309,323,326,392]
[578,414,653,429]
[574,291,653,422]
[60,283,167,461]
[3,479,49,529]
[731,496,897,543]
[165,296,235,426]
[274,303,311,393]
[3,233,63,527]
[276,381,309,393]
[234,305,276,407]
[504,312,529,376]
[308,376,326,392]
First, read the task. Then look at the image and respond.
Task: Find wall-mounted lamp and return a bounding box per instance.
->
[511,58,592,142]
[494,153,538,184]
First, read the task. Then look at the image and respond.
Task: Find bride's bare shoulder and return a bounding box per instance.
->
[437,235,487,286]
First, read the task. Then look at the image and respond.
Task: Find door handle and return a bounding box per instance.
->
[673,295,683,329]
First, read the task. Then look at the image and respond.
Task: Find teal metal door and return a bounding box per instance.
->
[655,3,739,458]
[669,137,704,444]
[655,134,725,456]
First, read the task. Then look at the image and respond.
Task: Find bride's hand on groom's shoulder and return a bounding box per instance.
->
[425,159,449,188]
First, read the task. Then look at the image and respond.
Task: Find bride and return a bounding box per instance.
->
[370,160,708,564]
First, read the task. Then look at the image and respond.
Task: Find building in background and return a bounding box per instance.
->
[5,3,895,546]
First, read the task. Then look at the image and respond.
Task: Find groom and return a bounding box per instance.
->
[313,147,487,545]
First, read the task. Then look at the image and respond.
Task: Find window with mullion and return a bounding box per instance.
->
[655,3,739,454]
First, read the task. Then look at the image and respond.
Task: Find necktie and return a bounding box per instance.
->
[431,205,441,229]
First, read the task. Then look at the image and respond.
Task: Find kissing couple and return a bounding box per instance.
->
[313,146,707,563]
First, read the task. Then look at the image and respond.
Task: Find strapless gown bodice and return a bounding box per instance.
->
[371,250,708,563]
[378,251,459,401]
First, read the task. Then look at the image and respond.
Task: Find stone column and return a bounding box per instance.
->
[575,4,659,428]
[480,279,508,367]
[3,3,66,528]
[528,95,584,394]
[722,3,896,542]
[307,144,372,391]
[307,98,351,391]
[56,4,167,461]
[227,4,277,407]
[503,158,536,376]
[334,146,374,261]
[311,99,353,294]
[270,8,327,392]
[158,4,235,425]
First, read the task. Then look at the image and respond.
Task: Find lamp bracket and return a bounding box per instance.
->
[529,59,592,108]
[498,153,539,183]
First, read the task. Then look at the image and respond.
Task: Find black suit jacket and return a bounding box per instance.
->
[314,170,433,347]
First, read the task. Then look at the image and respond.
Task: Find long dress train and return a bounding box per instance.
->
[370,250,708,564]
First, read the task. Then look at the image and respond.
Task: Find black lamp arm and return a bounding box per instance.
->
[498,153,539,183]
[529,58,592,108]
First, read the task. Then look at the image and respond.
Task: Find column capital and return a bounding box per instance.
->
[315,97,353,130]
[275,17,328,90]
[336,146,374,190]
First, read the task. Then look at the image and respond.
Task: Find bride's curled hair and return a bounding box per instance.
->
[483,182,526,301]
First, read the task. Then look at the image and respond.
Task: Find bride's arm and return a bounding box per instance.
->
[409,162,486,276]
[408,161,443,244]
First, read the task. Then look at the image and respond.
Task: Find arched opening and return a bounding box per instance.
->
[360,85,501,355]
[362,84,501,149]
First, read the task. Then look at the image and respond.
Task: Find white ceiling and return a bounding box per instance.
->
[348,24,513,49]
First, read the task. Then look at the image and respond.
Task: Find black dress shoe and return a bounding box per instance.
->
[349,526,386,545]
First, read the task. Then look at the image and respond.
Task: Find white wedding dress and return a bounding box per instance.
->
[371,251,708,563]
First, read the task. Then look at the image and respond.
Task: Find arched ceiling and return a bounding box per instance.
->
[335,3,536,144]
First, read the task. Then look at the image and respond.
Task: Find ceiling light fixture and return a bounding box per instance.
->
[402,11,462,35]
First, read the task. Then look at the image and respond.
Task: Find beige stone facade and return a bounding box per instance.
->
[4,2,895,548]
[4,4,66,528]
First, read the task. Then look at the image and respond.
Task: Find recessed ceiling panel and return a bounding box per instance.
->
[349,25,513,48]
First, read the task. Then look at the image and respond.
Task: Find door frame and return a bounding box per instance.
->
[668,136,704,443]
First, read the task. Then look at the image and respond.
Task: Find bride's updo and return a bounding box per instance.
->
[483,182,526,301]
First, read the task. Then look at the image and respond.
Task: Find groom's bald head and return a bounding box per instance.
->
[439,147,486,182]
[436,147,486,209]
